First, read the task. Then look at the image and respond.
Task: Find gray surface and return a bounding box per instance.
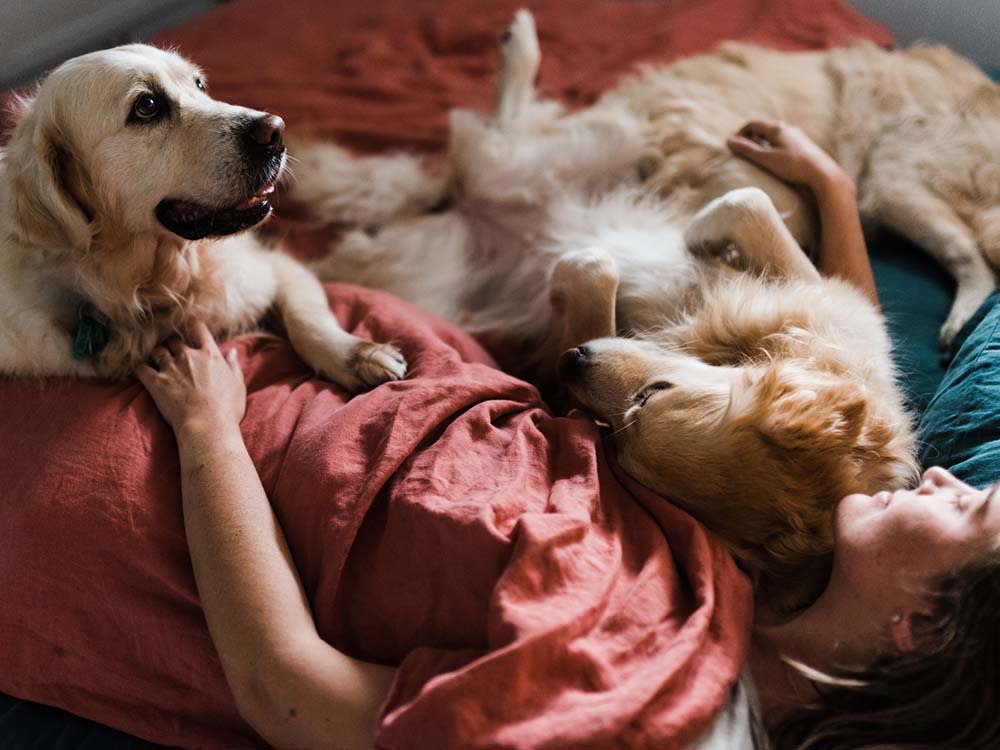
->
[0,0,216,90]
[850,0,1000,68]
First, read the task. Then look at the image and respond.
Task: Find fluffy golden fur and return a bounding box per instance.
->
[559,271,913,611]
[608,40,1000,346]
[0,44,405,390]
[291,11,919,609]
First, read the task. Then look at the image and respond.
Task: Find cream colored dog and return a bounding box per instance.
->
[0,44,405,390]
[294,12,918,610]
[609,40,1000,346]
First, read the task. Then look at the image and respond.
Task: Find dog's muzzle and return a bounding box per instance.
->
[155,113,287,241]
[557,345,592,382]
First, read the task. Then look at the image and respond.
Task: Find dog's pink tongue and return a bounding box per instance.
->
[235,182,275,210]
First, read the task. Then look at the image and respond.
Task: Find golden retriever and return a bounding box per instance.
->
[608,39,1000,347]
[293,11,918,611]
[0,44,405,390]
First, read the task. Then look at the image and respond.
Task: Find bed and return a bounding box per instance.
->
[0,0,962,748]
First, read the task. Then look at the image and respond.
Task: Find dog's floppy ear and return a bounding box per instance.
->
[745,364,867,454]
[6,101,93,251]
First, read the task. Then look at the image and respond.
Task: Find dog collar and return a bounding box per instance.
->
[72,303,111,361]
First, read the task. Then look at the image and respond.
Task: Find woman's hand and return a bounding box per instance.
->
[729,119,879,304]
[137,319,246,435]
[727,120,851,197]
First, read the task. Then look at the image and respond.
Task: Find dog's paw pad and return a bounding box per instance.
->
[689,238,742,266]
[351,341,407,388]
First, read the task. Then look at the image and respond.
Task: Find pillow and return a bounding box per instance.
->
[918,291,1000,487]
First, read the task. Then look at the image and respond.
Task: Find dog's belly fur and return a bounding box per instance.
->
[328,189,720,351]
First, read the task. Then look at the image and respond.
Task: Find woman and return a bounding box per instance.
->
[138,124,1000,750]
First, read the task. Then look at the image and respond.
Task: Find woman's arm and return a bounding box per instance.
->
[138,323,394,750]
[727,120,880,306]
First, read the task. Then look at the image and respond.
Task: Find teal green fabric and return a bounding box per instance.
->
[919,290,1000,487]
[870,232,953,415]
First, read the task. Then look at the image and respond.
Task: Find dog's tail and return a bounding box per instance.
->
[283,133,448,228]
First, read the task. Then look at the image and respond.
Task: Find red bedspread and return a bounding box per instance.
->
[0,0,893,747]
[1,286,751,749]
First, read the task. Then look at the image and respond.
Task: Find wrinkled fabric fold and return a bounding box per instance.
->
[1,285,751,749]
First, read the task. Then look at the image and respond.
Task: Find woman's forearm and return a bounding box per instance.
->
[812,173,880,306]
[175,418,394,750]
[176,419,317,677]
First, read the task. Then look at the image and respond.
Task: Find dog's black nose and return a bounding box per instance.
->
[557,345,591,381]
[248,114,285,152]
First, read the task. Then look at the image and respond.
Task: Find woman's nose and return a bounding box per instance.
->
[920,466,961,492]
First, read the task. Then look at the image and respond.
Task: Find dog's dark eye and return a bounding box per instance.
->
[130,94,162,122]
[633,381,673,406]
[195,77,206,92]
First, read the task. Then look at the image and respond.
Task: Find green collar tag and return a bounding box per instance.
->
[72,305,111,361]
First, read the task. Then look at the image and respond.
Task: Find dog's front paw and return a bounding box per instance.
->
[684,187,774,259]
[349,340,407,389]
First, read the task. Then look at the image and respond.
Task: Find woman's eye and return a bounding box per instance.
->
[132,95,160,120]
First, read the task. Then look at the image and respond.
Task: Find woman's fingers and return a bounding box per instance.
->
[135,363,160,390]
[226,348,243,377]
[164,336,186,358]
[150,346,173,370]
[737,119,782,142]
[727,135,779,170]
[189,319,219,353]
[727,134,765,156]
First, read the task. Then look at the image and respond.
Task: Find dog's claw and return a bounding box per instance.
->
[351,341,407,388]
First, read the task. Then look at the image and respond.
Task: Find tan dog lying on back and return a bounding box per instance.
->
[292,12,919,611]
[0,44,405,390]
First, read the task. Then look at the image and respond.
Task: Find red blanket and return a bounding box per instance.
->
[0,0,893,747]
[1,286,751,749]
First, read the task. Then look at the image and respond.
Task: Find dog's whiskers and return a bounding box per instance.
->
[608,418,637,438]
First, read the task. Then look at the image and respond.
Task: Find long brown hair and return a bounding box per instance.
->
[772,559,1000,750]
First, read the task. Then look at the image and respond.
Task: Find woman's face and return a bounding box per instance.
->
[836,467,1000,592]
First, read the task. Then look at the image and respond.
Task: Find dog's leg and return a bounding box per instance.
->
[684,187,821,282]
[549,247,620,352]
[267,252,406,391]
[450,11,643,205]
[495,10,541,128]
[866,193,996,347]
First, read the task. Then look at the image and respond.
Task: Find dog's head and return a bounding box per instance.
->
[3,44,285,251]
[560,337,895,608]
